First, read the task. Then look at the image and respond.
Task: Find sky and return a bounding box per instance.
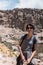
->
[0,0,43,10]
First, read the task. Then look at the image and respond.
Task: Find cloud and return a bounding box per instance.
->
[15,0,43,9]
[0,0,10,10]
[0,0,19,10]
[0,0,43,10]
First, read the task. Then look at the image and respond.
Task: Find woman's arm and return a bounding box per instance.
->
[27,43,37,64]
[18,39,26,62]
[18,46,26,61]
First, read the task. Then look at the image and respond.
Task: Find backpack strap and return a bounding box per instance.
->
[32,36,37,52]
[20,34,27,46]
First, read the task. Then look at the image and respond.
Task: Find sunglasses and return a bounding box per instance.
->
[27,27,33,29]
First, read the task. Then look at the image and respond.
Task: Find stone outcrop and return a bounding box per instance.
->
[0,8,43,65]
[0,25,42,65]
[0,43,17,65]
[0,8,43,31]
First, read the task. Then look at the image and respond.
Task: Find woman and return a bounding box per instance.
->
[17,24,38,65]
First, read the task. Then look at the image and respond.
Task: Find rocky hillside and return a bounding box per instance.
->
[0,8,43,65]
[0,8,43,31]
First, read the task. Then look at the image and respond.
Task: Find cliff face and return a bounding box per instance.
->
[0,9,43,65]
[0,8,43,31]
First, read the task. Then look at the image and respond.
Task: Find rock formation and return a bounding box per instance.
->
[0,8,43,31]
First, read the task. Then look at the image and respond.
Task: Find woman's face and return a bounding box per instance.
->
[26,25,34,34]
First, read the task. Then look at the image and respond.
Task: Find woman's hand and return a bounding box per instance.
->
[23,60,27,65]
[27,58,31,64]
[17,45,26,62]
[22,55,26,62]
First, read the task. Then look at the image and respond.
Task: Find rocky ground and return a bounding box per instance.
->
[0,8,43,65]
[0,25,43,65]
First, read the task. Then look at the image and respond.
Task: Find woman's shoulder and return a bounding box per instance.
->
[19,34,27,46]
[21,34,27,40]
[32,35,38,44]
